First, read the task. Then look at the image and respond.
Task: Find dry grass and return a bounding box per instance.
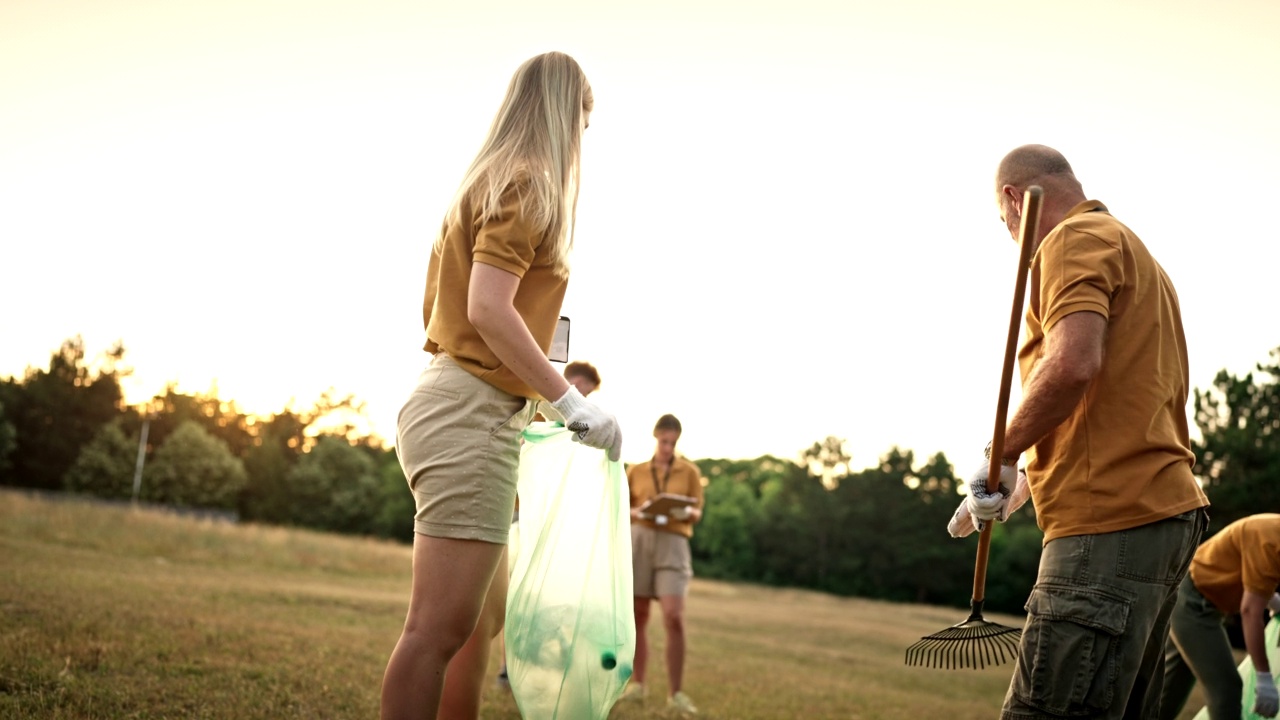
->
[1,490,1209,719]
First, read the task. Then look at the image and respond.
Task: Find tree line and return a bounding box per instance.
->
[2,337,1276,614]
[0,337,413,540]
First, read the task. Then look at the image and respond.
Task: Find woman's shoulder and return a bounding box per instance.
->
[674,456,701,474]
[488,171,551,223]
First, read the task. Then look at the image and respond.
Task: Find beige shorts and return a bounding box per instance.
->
[395,353,535,544]
[631,524,693,598]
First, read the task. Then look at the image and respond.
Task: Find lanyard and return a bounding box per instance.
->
[650,458,673,495]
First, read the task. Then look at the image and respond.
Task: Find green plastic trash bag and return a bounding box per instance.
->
[505,422,635,720]
[1192,616,1280,720]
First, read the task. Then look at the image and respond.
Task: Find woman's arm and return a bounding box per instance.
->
[467,262,571,402]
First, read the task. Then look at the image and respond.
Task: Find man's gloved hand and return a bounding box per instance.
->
[669,505,693,521]
[948,465,1030,538]
[1268,593,1280,614]
[1256,671,1278,718]
[550,386,623,462]
[965,454,1020,523]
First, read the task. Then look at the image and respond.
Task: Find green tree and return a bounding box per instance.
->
[370,449,415,542]
[685,440,1040,614]
[754,452,846,591]
[1193,345,1280,533]
[140,385,254,462]
[284,435,382,534]
[0,337,127,489]
[238,409,308,523]
[691,470,759,579]
[143,420,247,510]
[64,421,139,500]
[984,516,1045,611]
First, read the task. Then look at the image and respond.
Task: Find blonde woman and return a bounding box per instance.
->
[381,51,621,720]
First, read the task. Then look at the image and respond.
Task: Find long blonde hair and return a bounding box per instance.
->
[443,52,593,276]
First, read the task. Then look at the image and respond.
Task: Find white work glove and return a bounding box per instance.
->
[947,464,1030,538]
[669,505,694,521]
[966,454,1020,520]
[549,386,622,462]
[1256,671,1279,718]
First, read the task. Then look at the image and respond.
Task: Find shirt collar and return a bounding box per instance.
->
[1030,200,1108,265]
[1065,199,1108,219]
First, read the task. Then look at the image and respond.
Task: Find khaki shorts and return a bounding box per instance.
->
[395,353,535,544]
[631,524,693,598]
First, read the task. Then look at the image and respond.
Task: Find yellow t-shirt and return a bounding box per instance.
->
[1019,200,1208,543]
[421,179,568,400]
[1190,514,1280,615]
[627,457,705,539]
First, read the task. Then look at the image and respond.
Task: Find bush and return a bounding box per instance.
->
[143,421,247,510]
[64,421,138,500]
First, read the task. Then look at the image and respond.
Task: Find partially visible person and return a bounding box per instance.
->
[949,144,1210,719]
[563,360,601,396]
[619,414,704,714]
[1159,514,1280,720]
[496,359,604,690]
[380,52,622,720]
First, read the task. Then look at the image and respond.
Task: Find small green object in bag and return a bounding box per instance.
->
[506,422,635,720]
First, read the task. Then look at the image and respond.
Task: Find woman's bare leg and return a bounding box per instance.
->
[632,597,652,685]
[380,534,506,720]
[659,594,687,694]
[439,546,508,719]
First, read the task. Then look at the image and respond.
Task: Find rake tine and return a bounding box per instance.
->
[904,599,1023,670]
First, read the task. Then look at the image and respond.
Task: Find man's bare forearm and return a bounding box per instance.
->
[1002,311,1106,461]
[1243,591,1272,673]
[1003,354,1092,459]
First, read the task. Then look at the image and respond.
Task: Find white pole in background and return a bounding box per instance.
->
[131,418,150,505]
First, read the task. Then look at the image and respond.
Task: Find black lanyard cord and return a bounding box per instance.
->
[651,458,673,495]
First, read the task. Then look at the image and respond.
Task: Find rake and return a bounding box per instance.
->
[905,185,1043,670]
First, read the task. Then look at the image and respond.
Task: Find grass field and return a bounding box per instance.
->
[1,490,1210,719]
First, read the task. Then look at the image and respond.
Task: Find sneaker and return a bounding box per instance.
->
[617,682,645,703]
[667,691,698,714]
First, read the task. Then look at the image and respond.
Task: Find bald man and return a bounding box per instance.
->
[952,145,1210,720]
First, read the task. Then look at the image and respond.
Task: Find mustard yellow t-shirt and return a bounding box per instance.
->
[422,179,568,400]
[627,457,705,539]
[1190,514,1280,615]
[1019,200,1208,543]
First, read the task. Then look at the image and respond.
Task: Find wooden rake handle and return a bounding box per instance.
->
[972,186,1042,603]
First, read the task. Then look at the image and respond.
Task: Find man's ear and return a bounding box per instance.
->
[1002,184,1022,213]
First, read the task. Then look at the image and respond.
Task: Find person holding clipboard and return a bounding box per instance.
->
[621,413,704,714]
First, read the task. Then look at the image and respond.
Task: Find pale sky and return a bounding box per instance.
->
[3,0,1278,469]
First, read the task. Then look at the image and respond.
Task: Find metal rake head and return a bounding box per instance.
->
[905,610,1022,670]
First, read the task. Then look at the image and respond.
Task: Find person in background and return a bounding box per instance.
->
[619,413,704,714]
[1159,514,1280,720]
[380,52,621,720]
[563,360,601,396]
[949,144,1209,719]
[496,359,604,689]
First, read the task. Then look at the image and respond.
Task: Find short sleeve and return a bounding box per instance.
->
[626,464,643,508]
[1240,524,1280,597]
[473,183,543,278]
[688,464,706,505]
[1038,227,1123,332]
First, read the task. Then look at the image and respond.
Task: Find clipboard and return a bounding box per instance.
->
[637,493,697,516]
